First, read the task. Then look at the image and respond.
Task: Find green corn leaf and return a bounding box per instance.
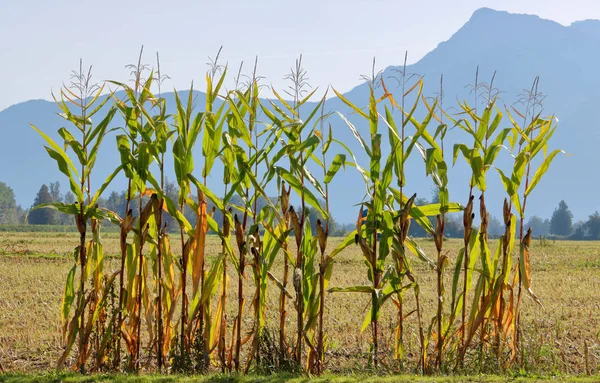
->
[470,150,486,191]
[297,87,320,109]
[495,168,516,197]
[136,141,151,181]
[370,133,382,181]
[58,128,86,166]
[525,149,564,196]
[486,109,503,139]
[87,108,117,168]
[450,248,464,316]
[301,164,326,199]
[200,254,225,305]
[414,203,463,216]
[330,230,357,258]
[31,124,83,200]
[480,228,492,280]
[404,101,437,161]
[405,237,435,269]
[475,105,491,145]
[331,138,370,189]
[188,174,225,212]
[276,167,328,219]
[299,95,325,131]
[336,112,372,158]
[268,271,294,299]
[46,148,84,202]
[466,228,481,290]
[61,264,77,323]
[90,165,123,207]
[29,202,79,217]
[401,79,424,128]
[271,87,298,117]
[453,143,472,166]
[360,309,373,333]
[333,88,369,119]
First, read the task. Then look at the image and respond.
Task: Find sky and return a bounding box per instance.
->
[1,0,600,110]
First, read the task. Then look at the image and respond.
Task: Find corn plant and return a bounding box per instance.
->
[313,100,344,374]
[327,74,396,367]
[161,62,235,372]
[168,85,203,368]
[110,50,162,371]
[438,75,501,368]
[40,53,564,376]
[329,72,409,369]
[495,78,562,364]
[428,74,450,371]
[32,61,120,371]
[151,51,172,372]
[328,62,466,371]
[223,64,261,371]
[269,96,345,375]
[260,56,332,370]
[188,57,229,372]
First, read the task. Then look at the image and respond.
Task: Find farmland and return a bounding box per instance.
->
[1,232,599,378]
[0,39,581,382]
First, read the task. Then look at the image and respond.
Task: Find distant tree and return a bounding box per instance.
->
[570,221,586,240]
[16,206,28,224]
[488,215,504,236]
[63,192,75,204]
[430,185,440,204]
[444,214,464,238]
[525,215,550,237]
[0,181,18,224]
[105,191,125,216]
[409,197,432,237]
[60,192,75,225]
[542,218,551,235]
[49,181,62,203]
[28,184,59,225]
[584,211,600,240]
[550,200,573,236]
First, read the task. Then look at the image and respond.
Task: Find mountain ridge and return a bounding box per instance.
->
[2,7,598,223]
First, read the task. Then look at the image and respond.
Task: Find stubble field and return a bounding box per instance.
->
[1,231,600,379]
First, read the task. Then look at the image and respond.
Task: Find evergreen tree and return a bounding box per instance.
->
[584,212,600,240]
[549,200,573,236]
[28,184,59,225]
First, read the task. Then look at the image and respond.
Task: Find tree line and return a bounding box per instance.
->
[1,180,597,240]
[0,180,353,235]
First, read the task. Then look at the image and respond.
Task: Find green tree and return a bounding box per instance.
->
[550,200,573,236]
[59,192,75,225]
[0,181,18,224]
[49,181,62,203]
[526,215,550,236]
[488,215,504,236]
[28,184,59,225]
[584,212,600,240]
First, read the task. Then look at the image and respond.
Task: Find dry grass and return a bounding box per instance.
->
[1,232,599,375]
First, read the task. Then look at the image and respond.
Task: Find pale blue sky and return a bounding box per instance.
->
[1,0,599,110]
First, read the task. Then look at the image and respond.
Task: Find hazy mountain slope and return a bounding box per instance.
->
[1,8,598,223]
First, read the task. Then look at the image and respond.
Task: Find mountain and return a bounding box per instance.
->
[1,7,598,224]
